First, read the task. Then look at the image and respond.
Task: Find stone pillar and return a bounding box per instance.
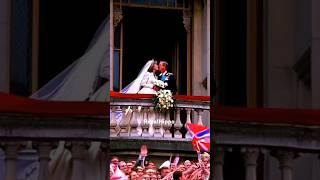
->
[148,107,155,137]
[214,147,224,180]
[35,142,53,180]
[183,9,192,95]
[110,0,114,91]
[110,106,118,137]
[174,108,183,138]
[185,108,192,138]
[70,141,88,180]
[311,0,320,108]
[141,107,150,137]
[242,148,259,180]
[163,112,172,138]
[273,150,296,180]
[130,106,140,137]
[192,0,203,96]
[119,106,130,137]
[206,0,210,96]
[111,3,123,91]
[136,106,143,136]
[4,142,20,180]
[196,109,203,125]
[153,110,162,138]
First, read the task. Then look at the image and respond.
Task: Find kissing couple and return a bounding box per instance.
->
[121,60,177,95]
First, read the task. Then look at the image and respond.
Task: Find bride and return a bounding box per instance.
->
[121,60,159,94]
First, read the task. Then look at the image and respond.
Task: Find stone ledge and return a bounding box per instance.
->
[111,97,210,110]
[213,120,320,151]
[110,138,194,152]
[0,113,108,140]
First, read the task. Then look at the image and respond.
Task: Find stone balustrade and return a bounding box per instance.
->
[0,112,107,180]
[213,110,320,180]
[110,94,210,140]
[213,146,304,180]
[0,140,109,180]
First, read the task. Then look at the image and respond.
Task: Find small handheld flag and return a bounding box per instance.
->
[186,123,210,152]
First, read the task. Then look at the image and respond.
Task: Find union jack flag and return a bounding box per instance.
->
[186,123,210,152]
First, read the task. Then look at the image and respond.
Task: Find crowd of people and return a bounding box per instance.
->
[109,145,210,180]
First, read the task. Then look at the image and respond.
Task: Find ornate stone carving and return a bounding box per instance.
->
[241,147,260,180]
[271,150,299,180]
[183,10,192,33]
[2,142,21,180]
[241,147,259,166]
[113,7,123,28]
[34,142,54,180]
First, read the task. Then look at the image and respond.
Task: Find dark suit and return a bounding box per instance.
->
[133,155,152,169]
[158,71,177,95]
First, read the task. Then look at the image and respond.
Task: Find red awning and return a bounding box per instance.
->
[0,92,107,116]
[212,106,320,126]
[110,91,211,102]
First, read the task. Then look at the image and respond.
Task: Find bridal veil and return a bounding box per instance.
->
[31,17,110,102]
[121,60,154,93]
[30,17,110,180]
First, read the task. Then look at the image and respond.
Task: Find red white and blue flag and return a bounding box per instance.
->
[186,123,210,152]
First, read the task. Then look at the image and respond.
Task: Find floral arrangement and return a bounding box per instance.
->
[153,80,168,88]
[153,89,175,112]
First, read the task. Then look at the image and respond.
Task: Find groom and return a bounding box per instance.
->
[157,61,177,94]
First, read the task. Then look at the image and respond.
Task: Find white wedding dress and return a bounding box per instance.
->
[28,17,110,180]
[137,72,157,94]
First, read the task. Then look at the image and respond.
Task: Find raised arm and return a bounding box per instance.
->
[133,145,148,168]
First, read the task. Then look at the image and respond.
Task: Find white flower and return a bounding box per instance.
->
[154,89,174,112]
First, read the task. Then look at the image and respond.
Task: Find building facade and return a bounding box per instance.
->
[214,0,320,179]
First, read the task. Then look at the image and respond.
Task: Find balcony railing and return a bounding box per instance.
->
[110,92,210,141]
[114,0,191,10]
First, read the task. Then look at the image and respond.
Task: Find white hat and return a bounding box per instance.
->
[159,160,170,169]
[146,169,155,173]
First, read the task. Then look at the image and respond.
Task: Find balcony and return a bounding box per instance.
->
[114,0,191,10]
[0,93,107,180]
[110,92,210,157]
[212,107,320,180]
